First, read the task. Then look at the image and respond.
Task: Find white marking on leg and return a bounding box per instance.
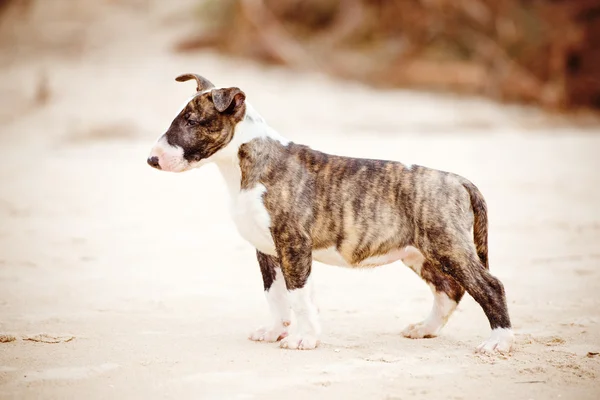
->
[249,268,291,342]
[476,328,515,355]
[280,276,320,350]
[402,284,458,339]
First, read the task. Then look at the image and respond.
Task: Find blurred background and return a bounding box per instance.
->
[0,1,599,399]
[180,0,600,111]
[2,0,600,111]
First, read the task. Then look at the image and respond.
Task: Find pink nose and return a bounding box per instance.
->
[147,156,161,169]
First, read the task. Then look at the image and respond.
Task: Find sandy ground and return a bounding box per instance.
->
[1,1,599,399]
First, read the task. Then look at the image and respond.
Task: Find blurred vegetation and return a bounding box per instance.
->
[175,0,600,111]
[0,0,30,14]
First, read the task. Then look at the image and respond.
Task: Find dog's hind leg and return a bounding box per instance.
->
[249,251,292,342]
[402,247,465,339]
[419,239,514,354]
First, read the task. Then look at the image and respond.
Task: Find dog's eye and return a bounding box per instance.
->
[191,119,210,127]
[185,114,208,127]
[183,113,197,125]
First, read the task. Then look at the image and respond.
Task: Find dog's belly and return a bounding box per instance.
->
[231,185,423,269]
[312,246,409,267]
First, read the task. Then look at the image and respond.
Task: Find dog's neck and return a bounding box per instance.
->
[212,103,289,197]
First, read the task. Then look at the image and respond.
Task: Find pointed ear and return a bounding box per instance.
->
[175,74,215,92]
[211,87,246,116]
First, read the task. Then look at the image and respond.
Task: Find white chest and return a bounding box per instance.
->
[231,184,277,256]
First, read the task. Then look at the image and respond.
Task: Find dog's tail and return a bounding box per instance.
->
[462,180,489,269]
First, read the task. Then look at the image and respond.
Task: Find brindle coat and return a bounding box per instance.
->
[239,138,509,329]
[148,74,513,353]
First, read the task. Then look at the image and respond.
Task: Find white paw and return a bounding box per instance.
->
[402,322,439,339]
[476,328,514,355]
[248,325,288,342]
[279,334,319,350]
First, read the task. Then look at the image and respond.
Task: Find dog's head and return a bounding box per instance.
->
[147,74,246,172]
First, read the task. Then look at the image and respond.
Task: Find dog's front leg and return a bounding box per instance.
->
[249,251,291,342]
[274,234,320,350]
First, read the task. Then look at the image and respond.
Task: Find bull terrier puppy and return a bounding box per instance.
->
[147,74,514,354]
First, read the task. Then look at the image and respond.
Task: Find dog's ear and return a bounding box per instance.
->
[175,74,215,92]
[211,87,246,116]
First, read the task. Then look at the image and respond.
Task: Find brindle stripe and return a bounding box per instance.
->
[237,137,510,329]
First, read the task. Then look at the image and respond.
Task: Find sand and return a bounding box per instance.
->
[0,1,599,399]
